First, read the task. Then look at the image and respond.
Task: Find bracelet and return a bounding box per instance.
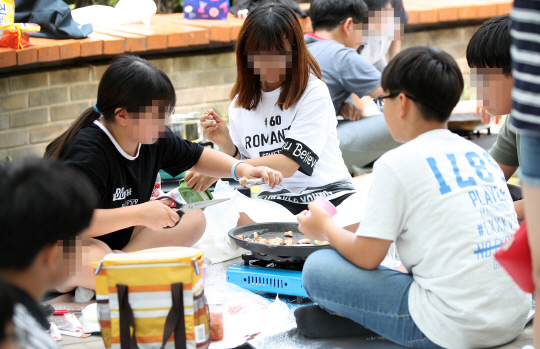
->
[231,161,246,181]
[232,146,239,158]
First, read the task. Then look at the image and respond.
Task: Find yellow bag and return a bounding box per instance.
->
[0,0,14,26]
[93,247,210,349]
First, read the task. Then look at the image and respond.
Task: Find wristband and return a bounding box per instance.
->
[231,161,246,181]
[232,146,239,158]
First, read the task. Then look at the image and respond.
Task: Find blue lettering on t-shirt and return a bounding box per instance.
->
[426,157,452,195]
[426,152,501,196]
[447,154,477,188]
[466,152,495,183]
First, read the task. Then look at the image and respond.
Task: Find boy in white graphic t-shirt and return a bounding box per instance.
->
[296,46,531,348]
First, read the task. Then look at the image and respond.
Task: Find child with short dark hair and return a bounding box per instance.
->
[466,14,524,220]
[359,0,403,71]
[0,158,97,349]
[297,46,530,348]
[306,0,400,171]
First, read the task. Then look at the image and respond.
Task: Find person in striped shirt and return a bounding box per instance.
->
[0,159,96,349]
[511,1,540,348]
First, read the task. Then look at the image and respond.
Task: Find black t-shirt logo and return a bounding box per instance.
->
[113,187,133,201]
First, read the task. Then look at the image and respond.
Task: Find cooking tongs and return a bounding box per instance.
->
[155,196,229,228]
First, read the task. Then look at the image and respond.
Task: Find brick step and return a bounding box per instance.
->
[0,1,513,70]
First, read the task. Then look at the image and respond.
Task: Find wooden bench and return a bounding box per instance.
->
[0,0,512,72]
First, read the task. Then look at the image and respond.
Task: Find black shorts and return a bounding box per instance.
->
[265,193,354,215]
[96,226,134,251]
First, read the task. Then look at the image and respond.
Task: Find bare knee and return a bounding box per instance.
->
[237,212,256,227]
[189,209,206,241]
[55,237,113,292]
[175,209,206,246]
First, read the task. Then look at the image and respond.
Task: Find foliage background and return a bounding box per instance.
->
[63,0,305,14]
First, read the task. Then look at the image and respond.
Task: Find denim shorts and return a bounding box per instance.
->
[519,134,540,187]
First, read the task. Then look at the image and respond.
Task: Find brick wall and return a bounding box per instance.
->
[402,25,481,90]
[0,25,478,163]
[0,51,237,162]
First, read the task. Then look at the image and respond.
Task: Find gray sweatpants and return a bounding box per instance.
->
[337,114,401,172]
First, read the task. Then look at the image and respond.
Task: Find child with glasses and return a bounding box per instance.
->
[296,46,530,348]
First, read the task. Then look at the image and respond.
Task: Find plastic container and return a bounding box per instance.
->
[250,185,262,198]
[184,0,229,20]
[208,303,224,341]
[169,113,203,143]
[306,197,338,217]
[176,179,214,211]
[150,172,162,199]
[202,257,212,285]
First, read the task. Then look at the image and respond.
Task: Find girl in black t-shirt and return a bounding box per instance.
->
[45,55,282,292]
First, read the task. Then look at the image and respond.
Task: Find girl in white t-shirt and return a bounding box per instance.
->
[187,3,360,230]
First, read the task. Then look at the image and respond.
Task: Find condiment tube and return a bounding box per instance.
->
[58,330,91,338]
[49,322,62,341]
[63,313,83,332]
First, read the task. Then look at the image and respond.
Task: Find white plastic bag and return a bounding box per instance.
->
[206,283,295,349]
[193,180,297,263]
[71,0,157,26]
[194,178,372,263]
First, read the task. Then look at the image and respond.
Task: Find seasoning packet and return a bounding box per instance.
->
[49,322,62,341]
[58,330,91,338]
[64,313,83,332]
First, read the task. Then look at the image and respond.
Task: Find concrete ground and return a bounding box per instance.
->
[58,257,535,349]
[60,123,532,348]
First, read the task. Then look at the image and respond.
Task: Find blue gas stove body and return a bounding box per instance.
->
[227,262,308,298]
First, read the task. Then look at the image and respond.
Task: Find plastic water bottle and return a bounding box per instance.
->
[151,172,162,199]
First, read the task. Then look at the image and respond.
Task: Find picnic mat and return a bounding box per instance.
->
[40,256,534,349]
[44,292,100,334]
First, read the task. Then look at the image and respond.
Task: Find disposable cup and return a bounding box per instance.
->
[202,257,212,285]
[306,197,338,217]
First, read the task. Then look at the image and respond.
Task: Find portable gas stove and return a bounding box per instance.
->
[226,222,333,301]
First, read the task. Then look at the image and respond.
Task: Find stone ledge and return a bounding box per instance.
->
[0,1,511,74]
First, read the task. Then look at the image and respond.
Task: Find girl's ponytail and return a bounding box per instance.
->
[44,107,101,159]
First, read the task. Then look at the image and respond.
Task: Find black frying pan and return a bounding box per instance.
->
[228,222,333,258]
